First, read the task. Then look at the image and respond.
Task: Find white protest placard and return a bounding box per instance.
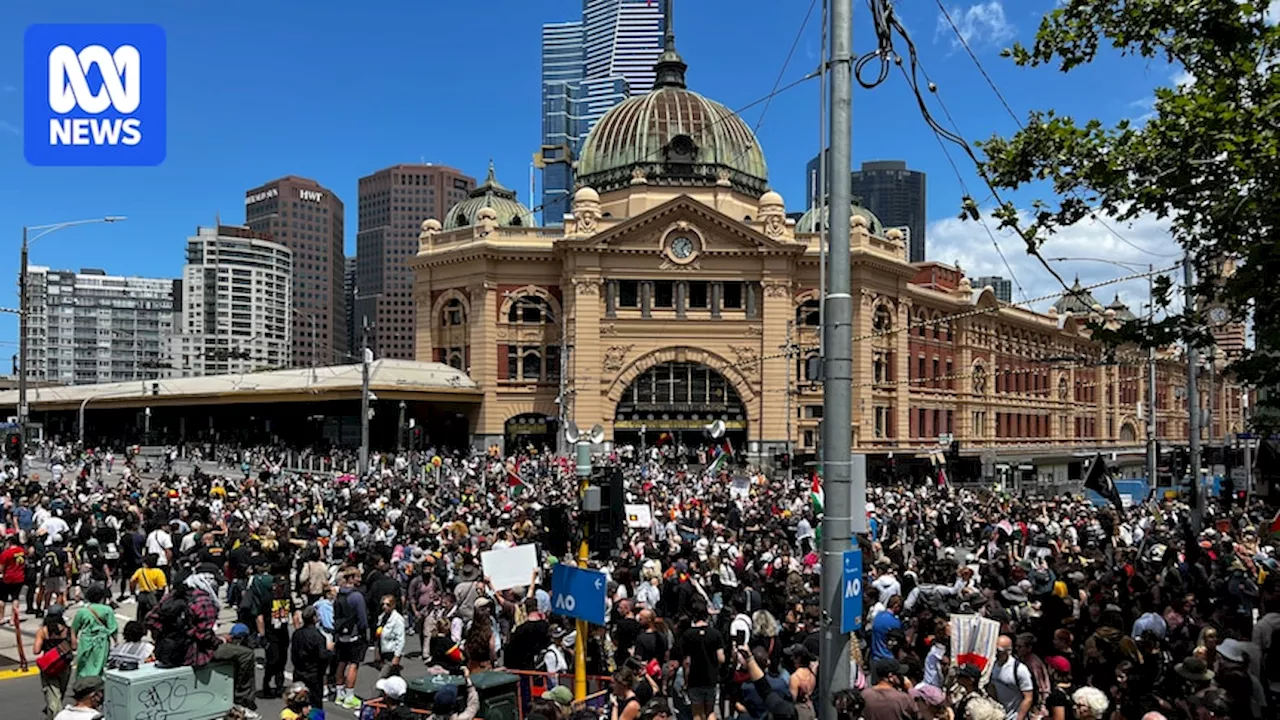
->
[950,613,1001,681]
[480,543,539,591]
[624,504,653,528]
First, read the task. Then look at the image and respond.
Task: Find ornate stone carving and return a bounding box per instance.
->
[659,258,702,272]
[763,282,790,298]
[730,345,761,382]
[600,323,618,336]
[603,344,634,374]
[418,218,441,252]
[577,208,599,234]
[630,167,648,184]
[573,279,601,296]
[495,327,509,341]
[745,325,764,337]
[571,186,601,235]
[763,213,785,239]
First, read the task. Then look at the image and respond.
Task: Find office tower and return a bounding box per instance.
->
[170,225,292,377]
[344,256,357,361]
[22,267,177,385]
[356,164,475,359]
[244,176,345,368]
[976,275,1013,303]
[806,156,928,262]
[539,0,665,224]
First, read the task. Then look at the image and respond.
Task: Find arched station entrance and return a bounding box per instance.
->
[613,361,748,455]
[504,413,559,453]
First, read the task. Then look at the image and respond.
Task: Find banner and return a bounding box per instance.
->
[950,614,1001,681]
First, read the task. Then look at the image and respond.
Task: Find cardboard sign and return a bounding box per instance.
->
[480,543,538,591]
[624,504,653,528]
[950,613,1001,681]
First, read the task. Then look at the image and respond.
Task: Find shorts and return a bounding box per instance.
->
[0,583,21,602]
[43,577,67,594]
[687,686,719,707]
[336,639,368,665]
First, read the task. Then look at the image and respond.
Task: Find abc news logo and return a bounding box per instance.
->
[24,24,166,166]
[48,44,143,146]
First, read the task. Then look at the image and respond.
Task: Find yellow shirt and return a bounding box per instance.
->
[131,567,167,593]
[280,710,304,720]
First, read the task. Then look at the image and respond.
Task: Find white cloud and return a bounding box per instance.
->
[936,1,1015,50]
[928,208,1182,313]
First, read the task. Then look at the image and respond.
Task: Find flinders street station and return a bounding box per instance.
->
[408,36,1247,487]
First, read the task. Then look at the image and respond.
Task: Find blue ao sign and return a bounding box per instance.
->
[841,549,863,634]
[24,24,167,166]
[551,564,607,626]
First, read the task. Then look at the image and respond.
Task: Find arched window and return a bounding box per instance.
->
[872,305,893,333]
[796,299,820,327]
[453,210,469,227]
[446,350,465,370]
[522,349,542,380]
[441,298,466,327]
[509,295,555,324]
[510,215,523,226]
[972,364,987,395]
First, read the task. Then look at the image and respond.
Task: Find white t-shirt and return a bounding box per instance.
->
[990,655,1034,720]
[146,528,173,566]
[41,516,69,544]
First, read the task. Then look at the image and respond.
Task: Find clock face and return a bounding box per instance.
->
[1209,307,1228,324]
[669,236,695,259]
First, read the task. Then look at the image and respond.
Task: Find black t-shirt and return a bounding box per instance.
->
[635,629,668,662]
[614,616,641,658]
[506,618,550,670]
[1045,687,1075,720]
[678,624,724,688]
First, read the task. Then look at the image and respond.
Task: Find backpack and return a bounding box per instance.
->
[152,590,196,668]
[1007,658,1042,712]
[334,591,360,643]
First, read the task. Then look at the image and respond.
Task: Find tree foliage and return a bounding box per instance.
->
[974,0,1280,427]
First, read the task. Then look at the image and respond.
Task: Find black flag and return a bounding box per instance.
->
[1084,452,1124,513]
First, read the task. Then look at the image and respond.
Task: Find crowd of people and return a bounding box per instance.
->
[0,438,1271,720]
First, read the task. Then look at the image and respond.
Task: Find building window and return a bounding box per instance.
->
[688,281,709,309]
[873,305,893,333]
[618,280,639,308]
[654,281,675,309]
[796,299,820,327]
[441,298,466,327]
[509,295,554,324]
[723,282,744,310]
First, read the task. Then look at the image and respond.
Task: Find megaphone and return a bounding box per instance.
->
[564,421,581,444]
[589,423,606,444]
[705,419,726,439]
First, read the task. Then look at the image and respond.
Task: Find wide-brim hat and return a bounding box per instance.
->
[458,563,482,582]
[1175,657,1215,681]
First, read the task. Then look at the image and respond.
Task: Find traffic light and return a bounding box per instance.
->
[5,431,21,461]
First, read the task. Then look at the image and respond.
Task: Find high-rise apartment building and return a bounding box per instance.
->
[244,176,345,368]
[539,0,665,224]
[170,225,292,377]
[356,164,474,359]
[23,267,177,385]
[806,156,928,262]
[976,275,1013,303]
[344,256,357,360]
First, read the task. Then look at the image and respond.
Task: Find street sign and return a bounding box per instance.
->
[551,563,607,626]
[937,433,953,447]
[841,549,863,633]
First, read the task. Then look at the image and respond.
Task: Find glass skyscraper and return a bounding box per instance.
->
[539,0,665,225]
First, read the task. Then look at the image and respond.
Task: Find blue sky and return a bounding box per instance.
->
[0,0,1188,352]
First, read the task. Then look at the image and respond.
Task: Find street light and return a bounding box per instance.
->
[1047,256,1160,490]
[19,216,126,477]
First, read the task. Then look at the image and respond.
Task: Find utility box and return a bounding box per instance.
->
[104,662,234,720]
[405,670,519,720]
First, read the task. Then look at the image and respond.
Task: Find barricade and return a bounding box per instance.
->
[361,668,611,720]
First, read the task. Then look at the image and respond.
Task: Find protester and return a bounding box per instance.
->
[33,604,74,720]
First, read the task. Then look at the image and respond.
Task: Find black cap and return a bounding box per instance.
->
[873,658,902,679]
[957,663,982,680]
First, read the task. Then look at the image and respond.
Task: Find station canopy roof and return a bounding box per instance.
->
[0,359,481,411]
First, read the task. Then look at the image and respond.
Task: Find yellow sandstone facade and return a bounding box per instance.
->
[408,35,1244,483]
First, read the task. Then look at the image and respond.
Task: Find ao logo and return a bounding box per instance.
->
[49,44,141,115]
[24,24,167,166]
[845,576,862,599]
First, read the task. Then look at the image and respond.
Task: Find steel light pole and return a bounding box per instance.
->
[19,217,125,476]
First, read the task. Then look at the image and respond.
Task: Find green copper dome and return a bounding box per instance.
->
[795,202,883,235]
[443,161,533,230]
[574,19,768,197]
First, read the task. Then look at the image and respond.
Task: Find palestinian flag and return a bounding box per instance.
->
[810,473,824,514]
[508,458,530,496]
[707,439,733,476]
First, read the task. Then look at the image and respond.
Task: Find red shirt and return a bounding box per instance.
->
[0,546,26,585]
